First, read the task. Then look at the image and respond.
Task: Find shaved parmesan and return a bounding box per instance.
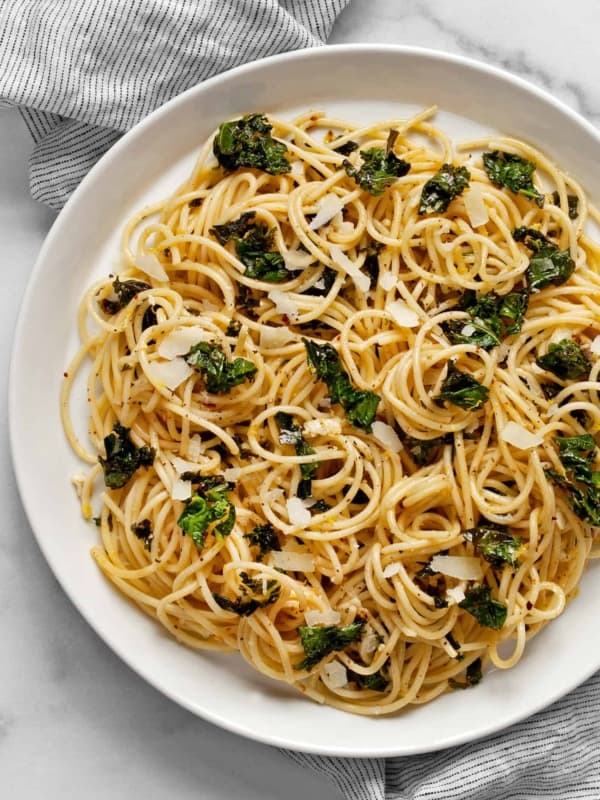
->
[171,455,198,474]
[337,220,354,235]
[271,550,315,572]
[590,335,600,355]
[136,253,169,282]
[267,289,299,320]
[259,325,296,349]
[309,194,345,231]
[149,358,193,390]
[430,555,483,581]
[371,421,403,453]
[304,609,341,626]
[362,624,379,654]
[323,661,347,688]
[446,585,466,605]
[290,160,305,178]
[313,278,326,290]
[303,417,343,438]
[266,488,284,501]
[329,244,370,293]
[379,271,397,291]
[223,467,241,481]
[382,562,402,578]
[284,249,314,269]
[500,421,543,450]
[464,184,489,228]
[188,435,203,460]
[171,478,192,501]
[461,323,476,337]
[158,327,206,360]
[386,300,420,328]
[287,497,311,526]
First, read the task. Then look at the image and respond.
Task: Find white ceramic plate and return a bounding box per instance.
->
[10,45,600,757]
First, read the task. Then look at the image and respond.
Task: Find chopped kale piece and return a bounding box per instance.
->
[303,266,338,297]
[466,657,483,686]
[245,523,281,560]
[303,339,380,431]
[225,319,242,337]
[296,622,364,670]
[551,190,579,220]
[402,433,452,466]
[309,498,331,513]
[536,339,590,381]
[211,211,257,245]
[419,164,470,214]
[483,151,544,207]
[185,341,257,394]
[435,361,489,410]
[211,212,290,283]
[213,572,280,616]
[362,242,382,289]
[141,304,158,331]
[131,519,154,551]
[463,521,522,568]
[332,139,359,156]
[99,423,155,489]
[442,289,529,350]
[213,113,290,174]
[100,277,151,315]
[344,147,410,195]
[513,227,575,291]
[347,668,388,691]
[275,412,319,498]
[459,585,507,629]
[177,478,236,549]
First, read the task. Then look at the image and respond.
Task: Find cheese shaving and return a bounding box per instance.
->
[136,253,169,282]
[149,358,193,390]
[329,243,370,293]
[270,550,315,572]
[429,555,483,581]
[371,421,403,453]
[309,194,345,231]
[500,421,544,450]
[385,300,420,328]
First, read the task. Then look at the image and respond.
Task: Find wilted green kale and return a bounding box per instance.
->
[100,277,151,315]
[178,476,236,549]
[213,113,290,174]
[185,342,257,394]
[482,151,544,207]
[131,519,154,552]
[303,339,380,431]
[211,211,291,283]
[213,572,280,616]
[401,433,453,466]
[442,289,529,350]
[99,423,155,489]
[275,412,319,499]
[419,164,470,214]
[513,227,575,291]
[296,622,365,670]
[463,521,522,568]
[546,434,600,525]
[344,147,410,195]
[552,190,579,220]
[459,585,507,629]
[347,667,389,691]
[244,523,281,560]
[535,339,590,381]
[435,361,489,410]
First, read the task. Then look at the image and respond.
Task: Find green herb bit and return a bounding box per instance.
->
[225,319,242,337]
[296,622,365,670]
[99,423,155,489]
[435,361,489,410]
[141,304,158,331]
[131,519,154,552]
[449,657,483,689]
[347,668,388,692]
[185,341,257,394]
[211,212,290,283]
[459,585,507,630]
[482,151,544,207]
[213,113,290,175]
[551,190,579,220]
[362,242,383,289]
[402,433,452,466]
[245,523,281,560]
[546,468,600,526]
[343,147,410,195]
[303,266,337,297]
[463,521,522,568]
[513,227,575,291]
[332,138,359,156]
[303,339,380,431]
[535,339,590,381]
[213,572,280,616]
[443,289,529,350]
[100,277,151,315]
[557,434,597,484]
[178,480,236,550]
[275,412,319,499]
[419,164,470,214]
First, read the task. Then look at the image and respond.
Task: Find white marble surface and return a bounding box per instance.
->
[1,1,600,796]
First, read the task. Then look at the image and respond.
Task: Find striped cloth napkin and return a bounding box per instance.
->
[2,2,600,798]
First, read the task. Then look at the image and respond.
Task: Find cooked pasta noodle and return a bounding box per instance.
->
[61,108,600,715]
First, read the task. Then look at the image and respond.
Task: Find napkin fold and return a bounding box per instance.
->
[0,0,350,209]
[3,2,600,798]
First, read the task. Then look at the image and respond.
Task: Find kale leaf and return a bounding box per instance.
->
[459,585,507,629]
[99,423,155,489]
[213,572,280,616]
[141,304,158,330]
[303,339,380,431]
[100,277,151,315]
[275,412,319,499]
[552,190,579,220]
[463,521,522,568]
[211,211,290,283]
[482,151,544,207]
[332,139,359,156]
[185,341,257,394]
[419,164,470,214]
[557,434,597,484]
[244,523,281,560]
[535,339,590,381]
[442,289,529,350]
[344,147,410,195]
[546,434,600,525]
[435,361,489,410]
[401,433,453,466]
[225,319,242,337]
[513,227,575,291]
[296,622,365,670]
[347,668,388,692]
[131,519,154,552]
[362,242,382,289]
[302,266,337,297]
[213,113,290,174]
[451,658,483,689]
[178,477,236,549]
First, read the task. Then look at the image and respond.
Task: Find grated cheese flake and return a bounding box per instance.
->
[590,335,600,355]
[304,609,341,626]
[171,477,192,501]
[268,289,299,320]
[379,271,397,291]
[500,421,544,450]
[382,562,402,578]
[371,421,403,453]
[308,194,346,231]
[259,325,296,349]
[303,417,343,438]
[287,496,312,526]
[271,550,315,572]
[149,358,193,390]
[329,243,370,293]
[464,183,489,228]
[136,252,169,282]
[430,555,483,581]
[157,327,207,360]
[385,299,420,328]
[446,585,466,604]
[323,661,348,688]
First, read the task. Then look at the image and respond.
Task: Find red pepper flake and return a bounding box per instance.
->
[526,601,533,610]
[63,371,69,378]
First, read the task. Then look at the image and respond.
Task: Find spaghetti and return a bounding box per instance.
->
[61,108,600,715]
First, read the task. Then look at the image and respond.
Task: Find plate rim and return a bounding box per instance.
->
[9,43,600,757]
